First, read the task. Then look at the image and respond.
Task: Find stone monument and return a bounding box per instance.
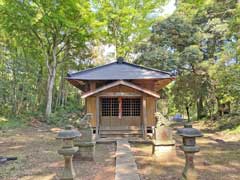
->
[73,113,95,161]
[152,112,175,161]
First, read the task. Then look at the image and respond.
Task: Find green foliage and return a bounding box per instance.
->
[135,46,178,71]
[179,45,203,68]
[92,0,168,57]
[135,0,240,121]
[151,14,198,51]
[0,0,95,117]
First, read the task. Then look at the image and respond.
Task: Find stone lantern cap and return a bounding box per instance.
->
[56,125,81,139]
[177,124,203,137]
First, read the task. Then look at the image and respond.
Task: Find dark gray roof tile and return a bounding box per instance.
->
[67,60,172,80]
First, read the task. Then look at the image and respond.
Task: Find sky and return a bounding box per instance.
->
[161,0,176,15]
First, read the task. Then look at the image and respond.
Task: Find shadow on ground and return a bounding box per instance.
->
[131,133,240,180]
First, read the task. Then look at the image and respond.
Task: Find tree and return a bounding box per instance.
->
[135,0,239,119]
[0,0,95,117]
[91,0,168,58]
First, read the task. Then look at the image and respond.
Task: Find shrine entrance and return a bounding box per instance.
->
[99,97,142,131]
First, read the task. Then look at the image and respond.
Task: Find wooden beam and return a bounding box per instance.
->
[96,96,100,139]
[89,81,96,91]
[142,96,147,139]
[82,80,160,98]
[99,92,141,97]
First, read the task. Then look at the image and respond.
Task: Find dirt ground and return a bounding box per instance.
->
[131,123,240,180]
[0,123,240,180]
[0,127,115,180]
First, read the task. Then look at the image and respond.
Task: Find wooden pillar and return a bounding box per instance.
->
[90,81,96,91]
[96,96,99,139]
[142,96,147,138]
[118,96,122,119]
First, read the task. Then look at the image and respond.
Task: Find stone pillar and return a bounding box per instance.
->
[152,126,176,161]
[74,113,95,161]
[152,113,175,161]
[58,147,79,180]
[182,152,197,180]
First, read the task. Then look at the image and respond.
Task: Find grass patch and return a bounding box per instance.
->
[0,116,26,130]
[199,114,240,133]
[215,114,240,131]
[224,125,240,134]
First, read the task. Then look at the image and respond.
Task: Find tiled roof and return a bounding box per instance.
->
[67,58,173,80]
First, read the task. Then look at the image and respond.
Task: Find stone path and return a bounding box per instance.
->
[115,139,140,180]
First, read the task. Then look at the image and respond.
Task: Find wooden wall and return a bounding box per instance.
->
[86,96,97,127]
[131,79,172,92]
[99,85,141,94]
[146,96,156,126]
[85,85,157,128]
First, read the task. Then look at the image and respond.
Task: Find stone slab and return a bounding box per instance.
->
[115,139,140,180]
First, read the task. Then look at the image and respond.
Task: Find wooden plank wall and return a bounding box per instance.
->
[86,85,157,128]
[86,96,97,127]
[146,96,156,126]
[99,85,140,94]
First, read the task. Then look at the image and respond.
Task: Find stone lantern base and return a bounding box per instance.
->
[74,142,95,161]
[152,140,176,161]
[58,147,78,180]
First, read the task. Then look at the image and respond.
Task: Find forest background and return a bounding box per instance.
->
[0,0,239,131]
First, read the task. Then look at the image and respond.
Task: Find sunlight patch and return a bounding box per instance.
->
[0,117,8,122]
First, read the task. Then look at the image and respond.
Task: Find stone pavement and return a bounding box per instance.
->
[115,139,140,180]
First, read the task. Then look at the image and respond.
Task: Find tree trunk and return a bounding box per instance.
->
[45,67,56,117]
[197,96,206,119]
[59,68,66,107]
[35,65,43,111]
[217,97,231,116]
[12,57,17,115]
[186,106,190,122]
[45,46,57,117]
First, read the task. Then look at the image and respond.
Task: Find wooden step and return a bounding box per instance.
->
[99,126,141,131]
[100,134,143,138]
[99,130,143,138]
[100,130,142,134]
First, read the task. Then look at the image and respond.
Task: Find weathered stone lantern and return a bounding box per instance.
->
[56,125,81,180]
[152,112,175,161]
[177,124,203,180]
[73,113,95,161]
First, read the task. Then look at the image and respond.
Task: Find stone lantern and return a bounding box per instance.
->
[152,112,175,161]
[56,125,81,180]
[177,124,203,180]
